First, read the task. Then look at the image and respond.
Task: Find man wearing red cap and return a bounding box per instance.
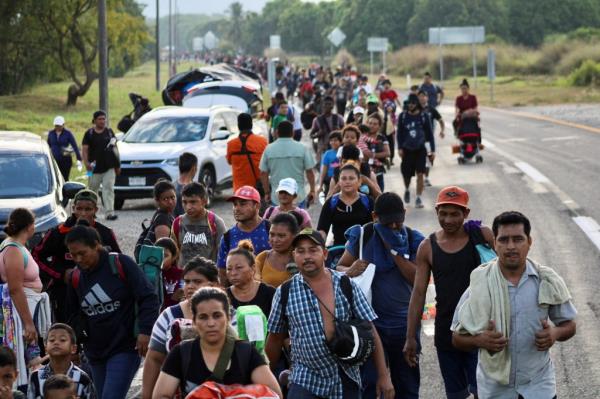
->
[404,186,494,399]
[216,185,272,285]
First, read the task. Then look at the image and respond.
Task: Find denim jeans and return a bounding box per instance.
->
[436,348,478,399]
[287,367,360,399]
[362,326,420,399]
[89,351,141,399]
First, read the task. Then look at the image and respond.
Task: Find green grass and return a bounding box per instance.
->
[366,73,600,107]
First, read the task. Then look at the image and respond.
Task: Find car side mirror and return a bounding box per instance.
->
[211,130,229,141]
[62,182,86,199]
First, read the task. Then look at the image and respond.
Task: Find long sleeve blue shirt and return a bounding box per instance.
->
[47,128,82,162]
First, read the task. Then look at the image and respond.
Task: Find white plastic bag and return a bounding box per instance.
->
[351,225,376,304]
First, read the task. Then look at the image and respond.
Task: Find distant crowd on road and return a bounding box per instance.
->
[0,63,576,399]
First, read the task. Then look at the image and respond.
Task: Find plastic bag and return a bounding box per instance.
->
[350,225,376,304]
[422,277,437,336]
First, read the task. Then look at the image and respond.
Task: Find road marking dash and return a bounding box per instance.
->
[514,162,550,183]
[573,216,600,252]
[541,135,578,142]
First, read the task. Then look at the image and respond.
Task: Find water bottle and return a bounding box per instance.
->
[86,161,95,177]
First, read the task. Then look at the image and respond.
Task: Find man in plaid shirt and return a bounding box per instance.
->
[265,228,394,399]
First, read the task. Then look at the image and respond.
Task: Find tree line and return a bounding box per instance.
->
[0,0,150,103]
[182,0,600,57]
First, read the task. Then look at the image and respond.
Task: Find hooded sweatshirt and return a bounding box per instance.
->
[68,251,159,362]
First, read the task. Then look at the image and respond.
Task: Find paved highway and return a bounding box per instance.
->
[121,105,600,398]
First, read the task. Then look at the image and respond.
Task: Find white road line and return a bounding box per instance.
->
[484,138,600,253]
[572,217,600,252]
[500,138,528,142]
[514,162,550,183]
[541,135,578,142]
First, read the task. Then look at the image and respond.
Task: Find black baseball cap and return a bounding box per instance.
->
[292,228,326,248]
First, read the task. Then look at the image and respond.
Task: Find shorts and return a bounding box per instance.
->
[401,147,427,178]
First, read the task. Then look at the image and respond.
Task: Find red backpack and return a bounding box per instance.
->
[184,382,279,399]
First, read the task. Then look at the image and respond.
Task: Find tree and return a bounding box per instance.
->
[33,0,150,105]
[227,2,243,46]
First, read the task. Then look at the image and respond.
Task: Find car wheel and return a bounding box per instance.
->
[199,166,216,208]
[114,197,125,210]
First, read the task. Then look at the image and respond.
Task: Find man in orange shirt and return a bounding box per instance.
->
[226,113,268,195]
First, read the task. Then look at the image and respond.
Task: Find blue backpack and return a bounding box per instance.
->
[329,193,371,212]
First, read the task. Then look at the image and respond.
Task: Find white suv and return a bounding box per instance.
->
[115,105,240,208]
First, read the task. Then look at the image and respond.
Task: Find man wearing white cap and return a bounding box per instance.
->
[262,178,312,229]
[47,116,82,180]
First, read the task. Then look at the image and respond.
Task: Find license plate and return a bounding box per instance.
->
[128,176,146,186]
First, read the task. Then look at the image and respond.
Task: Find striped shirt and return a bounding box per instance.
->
[149,303,238,354]
[268,270,377,398]
[27,362,95,399]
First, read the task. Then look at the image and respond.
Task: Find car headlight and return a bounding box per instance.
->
[163,158,179,167]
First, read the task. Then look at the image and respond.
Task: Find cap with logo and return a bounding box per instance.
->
[73,189,98,205]
[292,228,326,248]
[228,185,261,203]
[435,186,469,209]
[276,178,298,196]
[53,116,65,126]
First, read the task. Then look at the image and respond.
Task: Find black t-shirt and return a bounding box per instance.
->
[227,283,276,317]
[150,209,174,241]
[317,195,373,246]
[162,339,266,396]
[82,128,119,173]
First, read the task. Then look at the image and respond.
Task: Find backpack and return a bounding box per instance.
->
[134,210,170,263]
[467,223,497,265]
[329,193,371,212]
[137,245,164,308]
[185,382,279,399]
[399,112,427,151]
[172,211,218,247]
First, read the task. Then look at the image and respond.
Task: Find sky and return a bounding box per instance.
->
[137,0,325,18]
[137,0,268,18]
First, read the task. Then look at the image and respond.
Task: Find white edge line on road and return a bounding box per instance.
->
[572,217,600,253]
[485,138,600,254]
[514,161,550,183]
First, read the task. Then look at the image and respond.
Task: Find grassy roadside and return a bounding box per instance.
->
[367,74,600,107]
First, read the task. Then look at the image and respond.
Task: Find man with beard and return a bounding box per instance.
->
[33,189,121,322]
[216,186,272,286]
[451,211,576,398]
[266,228,394,399]
[404,186,493,399]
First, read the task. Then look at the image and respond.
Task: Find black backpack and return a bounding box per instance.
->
[133,210,171,262]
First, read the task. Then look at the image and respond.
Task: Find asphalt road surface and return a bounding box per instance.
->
[116,105,600,398]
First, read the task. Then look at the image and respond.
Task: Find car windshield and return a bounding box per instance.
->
[0,154,52,198]
[123,116,209,143]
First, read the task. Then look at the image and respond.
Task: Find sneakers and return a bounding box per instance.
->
[106,214,118,221]
[404,190,410,204]
[425,177,432,187]
[415,197,424,209]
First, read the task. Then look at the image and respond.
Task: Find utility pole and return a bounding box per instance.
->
[98,0,108,115]
[155,0,160,91]
[168,0,172,77]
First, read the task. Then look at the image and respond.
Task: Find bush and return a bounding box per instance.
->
[331,48,357,69]
[568,60,600,86]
